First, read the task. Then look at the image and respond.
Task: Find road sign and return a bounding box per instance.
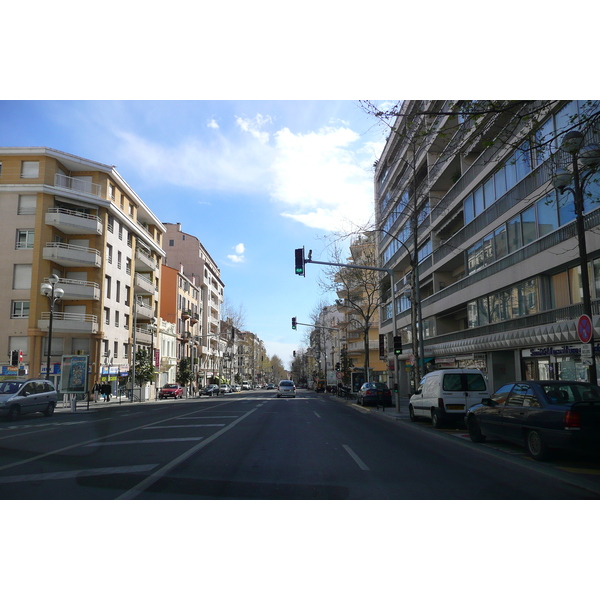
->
[578,314,593,344]
[336,371,342,379]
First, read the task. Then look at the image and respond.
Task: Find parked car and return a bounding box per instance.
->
[266,383,275,390]
[220,384,232,394]
[465,380,600,460]
[0,378,58,420]
[201,384,220,396]
[158,383,184,399]
[409,369,490,428]
[232,384,241,392]
[357,382,393,407]
[277,380,296,398]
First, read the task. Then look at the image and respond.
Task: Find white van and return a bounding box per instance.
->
[409,369,490,428]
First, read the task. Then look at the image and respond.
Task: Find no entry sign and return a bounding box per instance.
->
[578,314,593,344]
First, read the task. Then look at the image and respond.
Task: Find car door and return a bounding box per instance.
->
[19,382,39,414]
[477,384,513,436]
[500,383,539,442]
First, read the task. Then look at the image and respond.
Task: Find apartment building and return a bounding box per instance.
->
[160,264,201,388]
[162,223,224,385]
[0,147,165,390]
[335,232,388,388]
[375,101,600,395]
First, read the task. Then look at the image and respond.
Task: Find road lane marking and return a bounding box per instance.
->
[313,411,321,418]
[85,438,204,446]
[143,424,225,429]
[174,416,237,419]
[343,445,370,471]
[118,408,258,500]
[0,406,231,474]
[0,464,158,484]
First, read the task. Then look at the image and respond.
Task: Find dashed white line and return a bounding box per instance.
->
[86,438,204,446]
[313,411,321,418]
[343,445,370,471]
[143,424,225,429]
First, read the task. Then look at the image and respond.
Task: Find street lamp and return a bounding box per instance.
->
[41,274,64,381]
[552,130,600,384]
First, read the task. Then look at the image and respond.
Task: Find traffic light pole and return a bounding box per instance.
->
[299,255,401,411]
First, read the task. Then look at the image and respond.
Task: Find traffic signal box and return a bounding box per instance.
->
[294,248,305,276]
[393,336,402,355]
[292,317,297,330]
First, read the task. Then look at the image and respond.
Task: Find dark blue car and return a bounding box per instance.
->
[465,380,600,460]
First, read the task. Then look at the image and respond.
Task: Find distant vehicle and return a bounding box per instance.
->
[315,380,325,393]
[232,384,241,392]
[266,383,275,390]
[409,369,490,428]
[357,382,393,407]
[220,384,232,394]
[466,380,600,460]
[277,380,296,398]
[158,383,184,399]
[0,378,58,420]
[242,381,251,390]
[201,384,220,396]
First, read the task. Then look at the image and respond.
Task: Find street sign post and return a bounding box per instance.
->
[578,314,593,344]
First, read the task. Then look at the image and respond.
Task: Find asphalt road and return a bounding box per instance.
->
[1,389,600,499]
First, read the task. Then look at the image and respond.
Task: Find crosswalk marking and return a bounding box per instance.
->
[0,464,158,484]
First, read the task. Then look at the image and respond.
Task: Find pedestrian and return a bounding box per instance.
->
[92,382,100,402]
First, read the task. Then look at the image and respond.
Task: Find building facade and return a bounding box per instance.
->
[162,223,224,387]
[0,147,165,391]
[375,101,600,395]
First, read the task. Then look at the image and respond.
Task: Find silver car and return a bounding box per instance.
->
[0,378,58,420]
[277,380,296,398]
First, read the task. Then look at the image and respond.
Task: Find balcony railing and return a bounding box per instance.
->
[38,311,98,334]
[43,242,102,268]
[41,278,100,301]
[134,272,154,295]
[46,207,103,235]
[54,173,102,197]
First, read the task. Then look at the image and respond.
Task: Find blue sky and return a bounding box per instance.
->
[0,100,389,365]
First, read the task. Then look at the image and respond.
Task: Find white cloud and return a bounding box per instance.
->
[109,112,384,234]
[207,119,219,129]
[227,242,245,263]
[235,114,272,144]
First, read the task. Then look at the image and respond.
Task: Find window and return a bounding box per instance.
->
[117,250,122,270]
[108,215,114,233]
[125,286,130,306]
[521,206,537,246]
[169,239,174,247]
[483,177,495,208]
[115,311,120,328]
[114,341,118,358]
[116,280,121,303]
[536,193,559,236]
[106,244,113,264]
[104,308,110,325]
[16,230,34,249]
[11,301,29,318]
[21,161,39,178]
[17,194,36,215]
[105,276,111,299]
[506,216,522,254]
[13,264,32,289]
[109,183,115,199]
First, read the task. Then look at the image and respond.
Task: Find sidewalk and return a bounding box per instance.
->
[53,393,188,414]
[325,391,412,421]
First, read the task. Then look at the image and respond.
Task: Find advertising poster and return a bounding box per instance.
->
[60,355,89,394]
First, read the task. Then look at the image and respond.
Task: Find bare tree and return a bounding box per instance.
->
[318,234,386,385]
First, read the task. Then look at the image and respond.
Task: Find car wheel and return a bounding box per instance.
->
[526,429,550,461]
[431,409,443,429]
[409,405,417,422]
[7,405,20,420]
[467,416,486,443]
[44,402,55,417]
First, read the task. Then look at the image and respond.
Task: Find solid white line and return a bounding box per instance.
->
[117,408,258,500]
[313,411,321,419]
[143,424,225,429]
[342,445,370,471]
[85,438,204,446]
[175,416,237,419]
[0,464,158,484]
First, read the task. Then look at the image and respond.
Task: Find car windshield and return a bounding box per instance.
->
[163,384,178,389]
[0,381,22,394]
[371,383,388,390]
[542,383,600,404]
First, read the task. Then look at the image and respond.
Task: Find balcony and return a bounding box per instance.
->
[135,302,154,320]
[190,312,200,324]
[43,242,102,268]
[133,327,154,344]
[54,173,102,198]
[41,278,100,301]
[38,312,98,334]
[182,310,191,320]
[45,207,103,236]
[133,272,155,295]
[135,249,157,272]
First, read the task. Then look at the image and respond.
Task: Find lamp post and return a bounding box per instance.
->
[553,130,600,384]
[41,274,64,381]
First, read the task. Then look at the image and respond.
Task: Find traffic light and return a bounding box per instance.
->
[292,317,297,330]
[293,351,296,357]
[11,350,18,366]
[335,362,340,371]
[294,248,305,276]
[393,336,402,355]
